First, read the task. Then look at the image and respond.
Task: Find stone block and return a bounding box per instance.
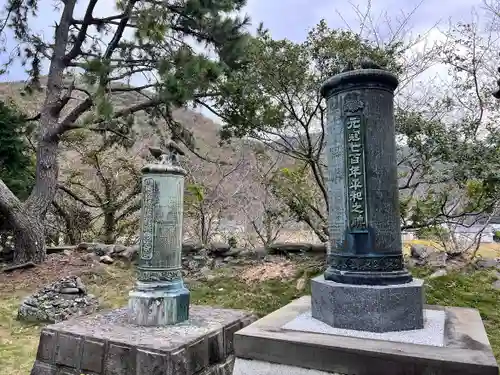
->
[311,275,424,332]
[136,349,168,375]
[223,321,241,355]
[128,287,190,326]
[168,348,188,375]
[36,330,56,362]
[81,339,105,373]
[30,361,56,375]
[234,296,499,375]
[30,305,253,375]
[104,343,136,375]
[187,336,209,373]
[207,330,224,365]
[54,334,82,368]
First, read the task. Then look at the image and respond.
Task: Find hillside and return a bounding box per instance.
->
[0,78,277,241]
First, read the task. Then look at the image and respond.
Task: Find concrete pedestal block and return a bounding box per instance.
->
[30,305,256,375]
[311,275,424,332]
[128,287,190,326]
[233,296,499,375]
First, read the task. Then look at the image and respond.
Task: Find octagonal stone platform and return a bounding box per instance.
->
[311,275,424,332]
[31,305,256,375]
[233,296,499,375]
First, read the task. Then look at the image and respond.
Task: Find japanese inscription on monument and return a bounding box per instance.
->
[344,115,367,229]
[140,178,156,260]
[326,96,346,248]
[154,175,183,260]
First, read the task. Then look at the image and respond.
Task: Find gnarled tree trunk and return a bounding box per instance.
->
[0,93,63,264]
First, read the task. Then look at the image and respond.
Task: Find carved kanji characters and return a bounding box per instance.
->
[346,116,361,129]
[349,190,363,202]
[351,202,364,214]
[348,142,361,153]
[349,178,363,190]
[348,130,361,142]
[349,165,361,178]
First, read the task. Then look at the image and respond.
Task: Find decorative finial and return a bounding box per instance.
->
[148,139,185,166]
[360,57,382,70]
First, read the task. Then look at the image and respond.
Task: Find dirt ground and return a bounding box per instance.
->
[0,251,100,295]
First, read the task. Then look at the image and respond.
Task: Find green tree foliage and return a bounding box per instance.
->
[59,129,142,244]
[0,101,34,200]
[200,18,500,242]
[0,0,251,263]
[197,20,405,238]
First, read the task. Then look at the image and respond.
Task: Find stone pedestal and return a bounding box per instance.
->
[233,296,499,375]
[311,275,424,332]
[31,305,256,375]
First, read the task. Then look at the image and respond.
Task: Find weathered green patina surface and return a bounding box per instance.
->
[321,66,412,285]
[128,142,190,325]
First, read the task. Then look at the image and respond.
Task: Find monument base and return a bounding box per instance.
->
[311,275,424,332]
[128,285,190,326]
[30,305,256,375]
[233,296,498,375]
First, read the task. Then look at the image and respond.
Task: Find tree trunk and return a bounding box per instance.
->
[52,201,80,245]
[13,218,46,264]
[101,211,116,244]
[0,179,48,264]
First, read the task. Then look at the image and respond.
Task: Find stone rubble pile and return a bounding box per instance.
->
[17,276,99,323]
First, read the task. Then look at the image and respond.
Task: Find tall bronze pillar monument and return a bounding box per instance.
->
[311,64,424,332]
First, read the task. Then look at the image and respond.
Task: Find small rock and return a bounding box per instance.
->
[111,244,128,254]
[223,256,234,262]
[192,255,207,261]
[427,252,448,269]
[59,287,80,294]
[429,269,447,279]
[99,255,114,264]
[492,280,500,290]
[410,244,431,260]
[182,242,204,254]
[475,258,498,269]
[296,277,307,291]
[210,242,231,255]
[75,277,86,293]
[117,245,138,262]
[268,242,313,255]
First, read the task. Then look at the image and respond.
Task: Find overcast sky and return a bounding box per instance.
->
[0,0,483,81]
[0,0,489,123]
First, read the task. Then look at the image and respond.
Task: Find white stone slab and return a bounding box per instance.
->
[233,358,342,375]
[282,309,445,347]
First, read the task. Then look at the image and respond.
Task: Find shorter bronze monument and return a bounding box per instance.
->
[128,140,190,326]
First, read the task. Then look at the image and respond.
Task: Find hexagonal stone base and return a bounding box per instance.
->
[30,305,256,375]
[311,275,424,332]
[128,287,190,326]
